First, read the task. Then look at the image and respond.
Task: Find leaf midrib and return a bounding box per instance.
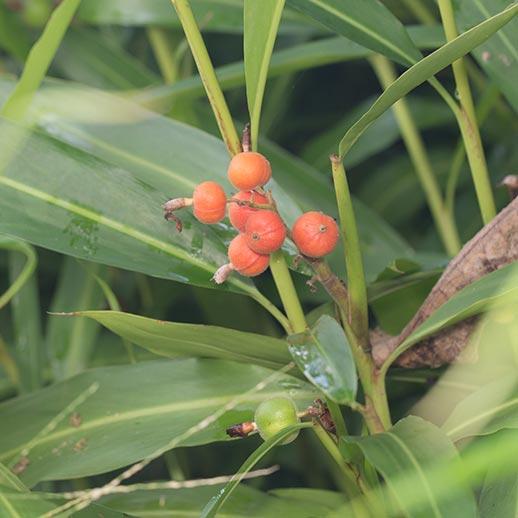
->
[445,397,518,440]
[305,0,417,65]
[473,0,518,60]
[0,389,314,461]
[95,317,287,366]
[385,431,442,518]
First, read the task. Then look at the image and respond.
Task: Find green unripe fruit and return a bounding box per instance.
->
[254,397,300,445]
[22,0,51,28]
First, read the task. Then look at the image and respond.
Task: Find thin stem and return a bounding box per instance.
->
[269,250,306,334]
[369,55,461,256]
[325,398,348,439]
[330,156,369,346]
[445,84,501,215]
[147,27,178,84]
[400,0,436,25]
[170,0,241,156]
[251,290,292,335]
[437,0,496,224]
[312,425,363,498]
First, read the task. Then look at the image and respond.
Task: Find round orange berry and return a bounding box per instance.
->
[228,191,269,232]
[228,234,270,277]
[227,152,272,191]
[245,210,286,254]
[292,211,339,258]
[192,181,227,224]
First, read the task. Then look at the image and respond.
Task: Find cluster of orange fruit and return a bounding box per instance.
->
[163,151,339,283]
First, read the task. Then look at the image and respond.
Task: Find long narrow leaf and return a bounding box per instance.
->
[339,3,518,158]
[72,310,291,369]
[201,422,313,517]
[244,0,285,147]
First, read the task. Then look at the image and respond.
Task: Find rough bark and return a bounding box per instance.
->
[372,196,518,368]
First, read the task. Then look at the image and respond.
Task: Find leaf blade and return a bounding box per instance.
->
[288,315,357,404]
[74,310,292,369]
[244,0,286,147]
[339,3,518,158]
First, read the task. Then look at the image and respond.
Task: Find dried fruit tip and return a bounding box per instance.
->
[212,263,234,284]
[226,420,257,438]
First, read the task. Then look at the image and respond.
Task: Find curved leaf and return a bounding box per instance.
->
[72,310,291,369]
[0,237,36,311]
[453,0,518,112]
[288,315,357,404]
[385,263,518,369]
[442,375,518,442]
[0,359,315,485]
[136,25,444,111]
[286,0,422,65]
[0,0,80,120]
[339,3,518,158]
[244,0,285,147]
[201,422,313,518]
[77,0,312,34]
[479,464,518,518]
[0,118,254,295]
[346,416,477,517]
[102,482,342,518]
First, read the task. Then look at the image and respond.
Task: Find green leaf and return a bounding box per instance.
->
[346,416,477,517]
[453,0,518,112]
[0,116,260,299]
[0,463,27,492]
[201,422,313,518]
[73,310,291,369]
[136,25,445,111]
[0,359,315,485]
[56,27,160,90]
[46,259,106,379]
[0,3,31,62]
[0,486,56,517]
[479,464,518,518]
[0,237,36,311]
[7,252,43,393]
[442,375,518,442]
[302,96,454,171]
[385,263,518,369]
[77,0,312,34]
[0,0,81,120]
[339,3,518,158]
[244,0,285,148]
[286,0,422,65]
[287,315,357,404]
[0,77,413,283]
[102,484,342,517]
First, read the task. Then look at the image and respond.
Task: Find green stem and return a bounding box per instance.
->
[252,290,292,335]
[170,0,241,156]
[269,251,306,334]
[369,55,461,256]
[445,83,501,216]
[330,156,369,346]
[147,27,178,84]
[400,0,436,25]
[312,425,365,503]
[437,0,496,224]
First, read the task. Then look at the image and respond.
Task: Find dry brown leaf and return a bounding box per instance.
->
[372,196,518,368]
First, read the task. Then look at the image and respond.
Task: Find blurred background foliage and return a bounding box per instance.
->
[0,0,517,514]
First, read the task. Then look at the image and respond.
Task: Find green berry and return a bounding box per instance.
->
[254,397,300,445]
